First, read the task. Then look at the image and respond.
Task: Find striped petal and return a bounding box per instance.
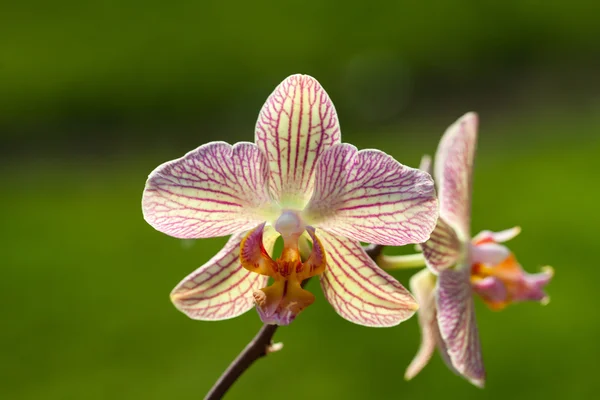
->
[304,144,438,246]
[436,266,485,387]
[318,230,418,327]
[170,225,279,320]
[406,270,460,381]
[434,112,478,240]
[421,218,462,273]
[405,268,439,380]
[254,74,341,208]
[142,142,276,239]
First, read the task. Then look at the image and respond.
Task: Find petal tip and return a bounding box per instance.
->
[461,112,479,128]
[542,265,555,277]
[282,73,317,81]
[169,284,191,308]
[503,226,522,242]
[540,295,551,306]
[533,265,554,306]
[539,266,554,306]
[470,377,485,389]
[169,289,197,319]
[170,290,184,303]
[418,154,433,175]
[276,74,321,92]
[409,300,420,312]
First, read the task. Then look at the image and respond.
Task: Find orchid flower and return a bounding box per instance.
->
[141,74,439,326]
[404,112,554,386]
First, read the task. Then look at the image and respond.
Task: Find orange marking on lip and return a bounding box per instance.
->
[239,225,328,324]
[471,247,530,309]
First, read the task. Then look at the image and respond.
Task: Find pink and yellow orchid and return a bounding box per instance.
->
[142,74,439,326]
[404,112,553,386]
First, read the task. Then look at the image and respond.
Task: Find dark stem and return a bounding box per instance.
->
[204,244,385,400]
[204,324,278,400]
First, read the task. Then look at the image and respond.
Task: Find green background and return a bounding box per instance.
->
[2,1,598,399]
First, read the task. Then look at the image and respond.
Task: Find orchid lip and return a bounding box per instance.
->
[469,231,553,310]
[239,221,327,325]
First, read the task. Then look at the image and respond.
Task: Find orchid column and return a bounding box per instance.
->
[142,74,439,326]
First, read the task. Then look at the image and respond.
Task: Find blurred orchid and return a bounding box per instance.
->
[404,113,553,386]
[142,74,439,326]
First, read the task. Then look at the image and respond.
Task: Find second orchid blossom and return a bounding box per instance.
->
[400,113,553,387]
[406,113,553,387]
[142,74,439,327]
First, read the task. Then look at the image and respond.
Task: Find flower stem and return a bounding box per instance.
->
[204,324,278,400]
[204,244,384,400]
[377,253,426,270]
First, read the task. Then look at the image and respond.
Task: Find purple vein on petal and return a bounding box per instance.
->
[254,74,341,207]
[436,266,485,387]
[170,226,279,320]
[142,141,275,239]
[434,112,478,240]
[421,218,462,273]
[170,233,267,320]
[305,144,438,246]
[318,230,417,327]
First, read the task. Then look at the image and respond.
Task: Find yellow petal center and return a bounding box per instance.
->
[239,212,327,324]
